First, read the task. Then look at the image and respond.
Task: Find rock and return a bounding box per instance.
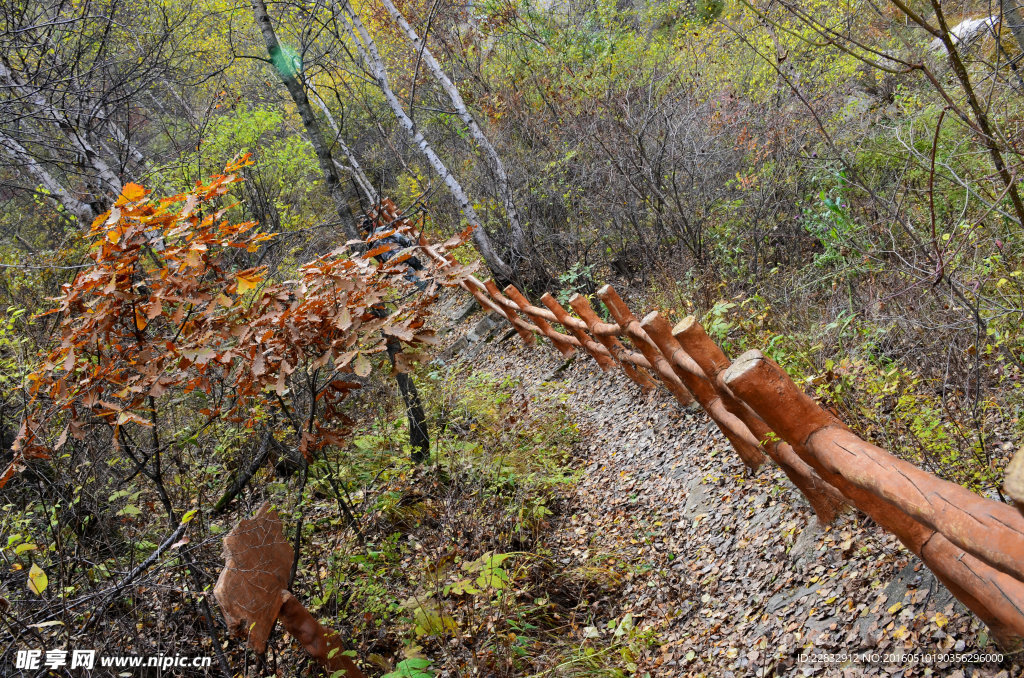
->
[881,561,917,606]
[680,476,712,519]
[447,296,479,322]
[440,336,469,361]
[790,521,822,563]
[467,312,501,343]
[765,584,818,613]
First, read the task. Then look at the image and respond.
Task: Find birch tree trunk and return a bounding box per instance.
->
[376,0,526,268]
[307,82,380,206]
[250,0,361,242]
[0,131,95,224]
[0,61,123,195]
[331,0,515,280]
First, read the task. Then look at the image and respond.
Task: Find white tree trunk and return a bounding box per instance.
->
[251,0,361,242]
[307,82,380,206]
[332,0,514,279]
[0,130,95,224]
[377,0,525,267]
[0,61,123,195]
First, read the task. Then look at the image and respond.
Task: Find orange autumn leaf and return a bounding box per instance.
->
[235,270,265,295]
[116,182,147,205]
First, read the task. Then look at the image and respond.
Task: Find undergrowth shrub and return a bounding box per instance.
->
[291,363,654,676]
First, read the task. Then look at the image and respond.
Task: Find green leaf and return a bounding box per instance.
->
[382,657,434,678]
[444,579,481,596]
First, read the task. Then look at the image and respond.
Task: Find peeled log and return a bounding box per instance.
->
[597,286,695,407]
[723,350,1024,584]
[214,503,365,677]
[484,280,535,344]
[569,293,656,392]
[724,350,1024,648]
[504,285,576,357]
[639,311,767,471]
[540,293,616,371]
[668,316,844,522]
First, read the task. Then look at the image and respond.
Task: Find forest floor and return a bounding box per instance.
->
[431,295,1022,677]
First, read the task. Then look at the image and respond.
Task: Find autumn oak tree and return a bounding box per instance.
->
[4,156,476,506]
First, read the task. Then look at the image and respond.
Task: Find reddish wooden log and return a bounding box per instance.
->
[524,299,590,334]
[414,241,511,327]
[639,312,772,471]
[590,320,625,338]
[596,286,695,407]
[489,290,572,328]
[569,293,656,392]
[465,287,588,355]
[465,285,507,317]
[504,285,576,357]
[724,351,1024,648]
[725,350,1024,583]
[666,316,844,521]
[540,293,616,370]
[1005,449,1024,517]
[214,503,366,676]
[279,592,363,677]
[484,280,535,344]
[671,316,731,375]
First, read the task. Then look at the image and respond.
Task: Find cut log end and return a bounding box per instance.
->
[721,349,765,386]
[1005,448,1024,514]
[672,315,698,337]
[639,310,662,328]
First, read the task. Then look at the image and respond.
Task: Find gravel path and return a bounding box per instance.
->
[434,299,1020,677]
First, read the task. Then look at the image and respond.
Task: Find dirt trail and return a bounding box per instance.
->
[436,301,1019,677]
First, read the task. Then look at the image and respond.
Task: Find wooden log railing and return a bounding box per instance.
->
[364,198,1024,649]
[466,279,1024,650]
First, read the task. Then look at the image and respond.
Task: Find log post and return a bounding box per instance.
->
[724,351,1024,649]
[540,293,616,371]
[504,285,575,357]
[725,350,1024,583]
[665,316,844,521]
[214,503,366,676]
[596,286,695,407]
[484,280,535,344]
[639,312,771,471]
[569,293,656,392]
